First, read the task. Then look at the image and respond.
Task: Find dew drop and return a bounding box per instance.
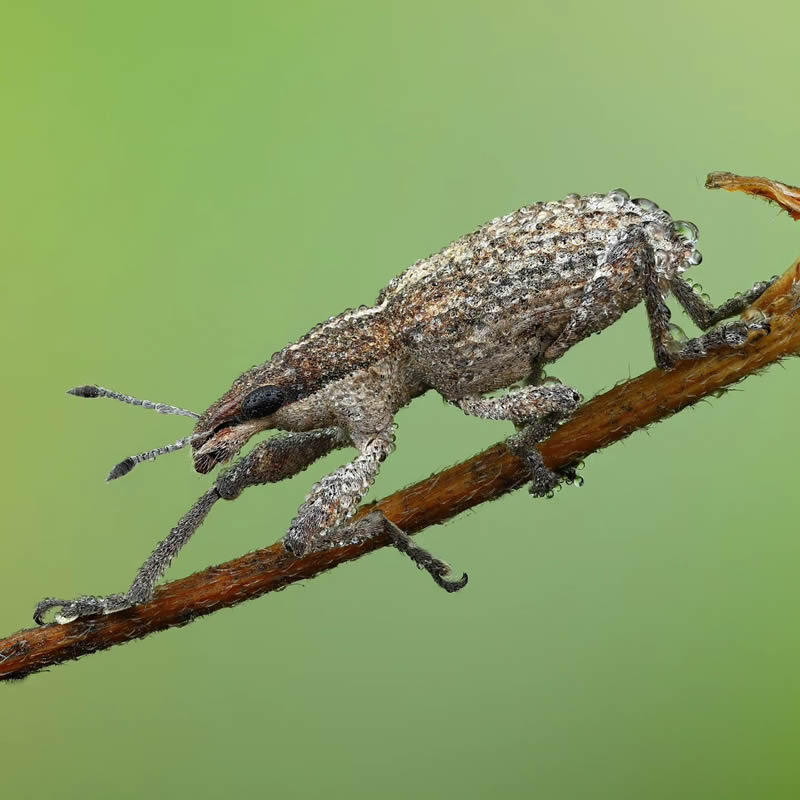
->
[688,249,703,266]
[671,219,699,244]
[644,221,666,239]
[692,282,704,294]
[608,188,630,205]
[668,322,688,342]
[534,211,556,229]
[633,197,659,211]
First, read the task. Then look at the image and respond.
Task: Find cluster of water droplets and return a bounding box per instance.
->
[589,188,704,276]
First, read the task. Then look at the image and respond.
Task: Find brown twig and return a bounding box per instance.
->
[2,173,799,681]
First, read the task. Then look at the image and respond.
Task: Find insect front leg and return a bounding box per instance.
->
[34,428,348,625]
[283,431,467,592]
[455,383,583,497]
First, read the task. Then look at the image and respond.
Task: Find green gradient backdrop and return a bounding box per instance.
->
[2,2,799,798]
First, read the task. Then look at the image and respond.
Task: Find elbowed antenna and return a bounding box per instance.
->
[66,384,208,481]
[67,384,200,419]
[107,431,211,482]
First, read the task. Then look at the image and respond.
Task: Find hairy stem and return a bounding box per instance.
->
[2,173,799,681]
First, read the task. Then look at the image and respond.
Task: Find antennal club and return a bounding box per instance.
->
[67,384,200,419]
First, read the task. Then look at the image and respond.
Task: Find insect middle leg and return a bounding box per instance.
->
[455,382,583,497]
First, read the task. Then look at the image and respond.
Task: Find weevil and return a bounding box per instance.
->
[34,187,776,624]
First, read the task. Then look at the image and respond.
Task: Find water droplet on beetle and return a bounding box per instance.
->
[671,219,699,244]
[668,322,688,342]
[608,188,630,205]
[534,212,556,229]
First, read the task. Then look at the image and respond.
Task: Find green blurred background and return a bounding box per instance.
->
[2,1,799,797]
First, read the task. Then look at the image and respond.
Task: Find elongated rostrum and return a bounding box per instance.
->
[35,187,775,624]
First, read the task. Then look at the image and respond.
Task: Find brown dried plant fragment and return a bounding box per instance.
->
[706,171,800,220]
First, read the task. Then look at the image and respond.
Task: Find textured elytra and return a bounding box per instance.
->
[193,190,698,469]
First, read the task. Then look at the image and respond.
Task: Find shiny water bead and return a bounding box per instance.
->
[668,322,688,341]
[633,197,659,211]
[671,219,699,244]
[561,192,582,208]
[643,220,667,239]
[687,249,703,266]
[608,188,630,205]
[692,282,704,294]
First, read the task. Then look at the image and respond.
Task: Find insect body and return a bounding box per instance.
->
[35,188,775,624]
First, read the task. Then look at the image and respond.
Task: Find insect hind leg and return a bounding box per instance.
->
[646,259,772,370]
[455,382,583,497]
[670,274,777,330]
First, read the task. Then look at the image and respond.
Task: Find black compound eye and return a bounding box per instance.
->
[241,385,284,419]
